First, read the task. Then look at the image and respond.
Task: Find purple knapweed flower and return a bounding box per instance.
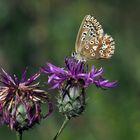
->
[0,68,53,133]
[41,57,117,118]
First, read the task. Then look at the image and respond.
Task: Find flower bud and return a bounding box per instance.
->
[58,80,86,119]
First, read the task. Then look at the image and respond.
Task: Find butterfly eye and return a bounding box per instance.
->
[72,52,76,58]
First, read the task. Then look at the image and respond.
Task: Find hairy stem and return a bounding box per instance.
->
[16,131,22,140]
[53,116,70,140]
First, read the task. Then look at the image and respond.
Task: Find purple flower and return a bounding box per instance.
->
[41,57,117,119]
[0,68,53,132]
[41,57,117,89]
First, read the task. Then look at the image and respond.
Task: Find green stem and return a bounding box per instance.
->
[53,116,70,140]
[16,131,22,140]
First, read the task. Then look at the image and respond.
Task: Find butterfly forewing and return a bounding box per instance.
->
[75,15,104,53]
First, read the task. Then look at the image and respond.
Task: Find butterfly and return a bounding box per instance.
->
[72,15,115,61]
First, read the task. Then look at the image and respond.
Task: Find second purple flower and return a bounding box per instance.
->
[0,69,53,133]
[41,57,117,119]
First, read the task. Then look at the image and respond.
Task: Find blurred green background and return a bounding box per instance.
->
[0,0,140,140]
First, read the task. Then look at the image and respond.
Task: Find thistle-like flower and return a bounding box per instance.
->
[0,68,53,133]
[41,57,117,119]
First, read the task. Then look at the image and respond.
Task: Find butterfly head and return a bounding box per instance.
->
[71,52,86,62]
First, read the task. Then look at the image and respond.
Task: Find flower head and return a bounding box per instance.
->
[41,57,117,89]
[0,68,53,132]
[41,57,117,118]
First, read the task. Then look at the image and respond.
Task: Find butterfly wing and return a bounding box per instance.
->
[75,15,104,54]
[80,34,115,59]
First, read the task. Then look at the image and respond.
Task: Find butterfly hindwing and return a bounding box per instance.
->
[80,34,115,59]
